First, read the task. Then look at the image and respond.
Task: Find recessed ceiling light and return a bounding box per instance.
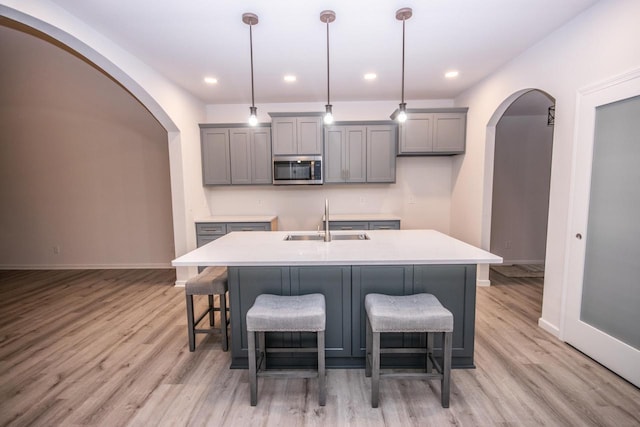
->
[204,77,218,84]
[284,75,297,82]
[364,73,377,81]
[445,70,459,79]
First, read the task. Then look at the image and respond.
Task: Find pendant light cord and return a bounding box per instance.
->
[249,23,255,108]
[401,17,406,105]
[326,20,330,106]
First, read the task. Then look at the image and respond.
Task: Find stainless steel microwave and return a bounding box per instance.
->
[272,155,323,185]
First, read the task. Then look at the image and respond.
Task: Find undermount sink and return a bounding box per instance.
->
[284,233,370,241]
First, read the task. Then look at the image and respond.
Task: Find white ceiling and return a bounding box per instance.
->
[47,0,599,106]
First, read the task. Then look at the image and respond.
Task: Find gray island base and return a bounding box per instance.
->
[172,229,502,370]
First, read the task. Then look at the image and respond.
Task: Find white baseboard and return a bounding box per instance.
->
[477,278,492,287]
[538,317,561,339]
[0,263,174,270]
[174,280,186,287]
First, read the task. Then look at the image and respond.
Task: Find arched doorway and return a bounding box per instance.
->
[0,16,179,269]
[482,89,555,317]
[490,90,555,273]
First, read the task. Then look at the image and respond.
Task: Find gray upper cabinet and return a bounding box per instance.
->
[324,122,396,184]
[200,124,271,186]
[366,125,396,182]
[397,108,467,155]
[324,126,366,183]
[270,113,323,155]
[201,127,231,185]
[229,127,272,184]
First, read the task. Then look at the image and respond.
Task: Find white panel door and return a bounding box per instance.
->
[564,70,640,387]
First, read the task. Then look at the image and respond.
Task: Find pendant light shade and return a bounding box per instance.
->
[396,8,412,123]
[243,13,259,126]
[320,10,336,125]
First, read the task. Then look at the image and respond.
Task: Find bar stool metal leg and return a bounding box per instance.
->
[220,293,228,351]
[365,317,372,378]
[186,294,196,352]
[318,331,326,406]
[442,331,452,408]
[426,332,434,373]
[248,330,258,406]
[208,295,215,326]
[371,330,381,408]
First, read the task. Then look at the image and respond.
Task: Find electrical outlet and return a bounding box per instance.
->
[53,245,61,255]
[359,197,365,205]
[408,196,416,204]
[504,240,511,249]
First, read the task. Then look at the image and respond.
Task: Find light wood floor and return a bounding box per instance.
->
[1,269,638,426]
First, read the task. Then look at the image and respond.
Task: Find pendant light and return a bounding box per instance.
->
[320,10,336,125]
[243,13,259,126]
[395,8,412,123]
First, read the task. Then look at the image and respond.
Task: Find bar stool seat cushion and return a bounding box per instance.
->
[246,293,326,332]
[365,293,453,333]
[185,267,228,295]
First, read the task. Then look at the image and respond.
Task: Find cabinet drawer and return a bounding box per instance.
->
[329,221,368,230]
[196,223,227,235]
[227,222,271,232]
[369,220,400,230]
[196,235,223,248]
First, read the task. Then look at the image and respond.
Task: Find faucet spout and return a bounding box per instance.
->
[324,199,331,242]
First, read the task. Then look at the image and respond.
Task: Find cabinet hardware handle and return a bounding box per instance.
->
[576,233,583,240]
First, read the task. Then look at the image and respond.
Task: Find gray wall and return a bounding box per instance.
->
[490,111,553,264]
[0,24,174,268]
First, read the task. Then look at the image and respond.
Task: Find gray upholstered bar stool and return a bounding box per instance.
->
[246,293,326,406]
[365,293,453,408]
[185,266,229,352]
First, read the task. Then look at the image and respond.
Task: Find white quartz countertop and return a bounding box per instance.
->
[195,215,278,223]
[172,229,502,267]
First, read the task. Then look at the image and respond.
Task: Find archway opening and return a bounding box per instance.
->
[485,90,555,308]
[0,18,176,268]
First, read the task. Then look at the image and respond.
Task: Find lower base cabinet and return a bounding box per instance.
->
[228,264,476,369]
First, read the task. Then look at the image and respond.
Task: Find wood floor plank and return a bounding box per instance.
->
[1,269,638,426]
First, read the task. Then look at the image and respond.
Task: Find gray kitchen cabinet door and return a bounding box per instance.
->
[201,128,231,185]
[229,267,291,358]
[251,127,272,184]
[399,113,433,154]
[413,265,476,367]
[272,115,323,155]
[229,127,272,184]
[345,126,366,182]
[291,266,352,358]
[229,128,251,184]
[366,125,396,182]
[433,113,466,153]
[271,117,296,155]
[323,125,368,183]
[397,109,467,155]
[297,116,323,155]
[324,126,345,183]
[351,265,414,356]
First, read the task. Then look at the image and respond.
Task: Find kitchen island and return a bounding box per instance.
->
[172,229,502,369]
